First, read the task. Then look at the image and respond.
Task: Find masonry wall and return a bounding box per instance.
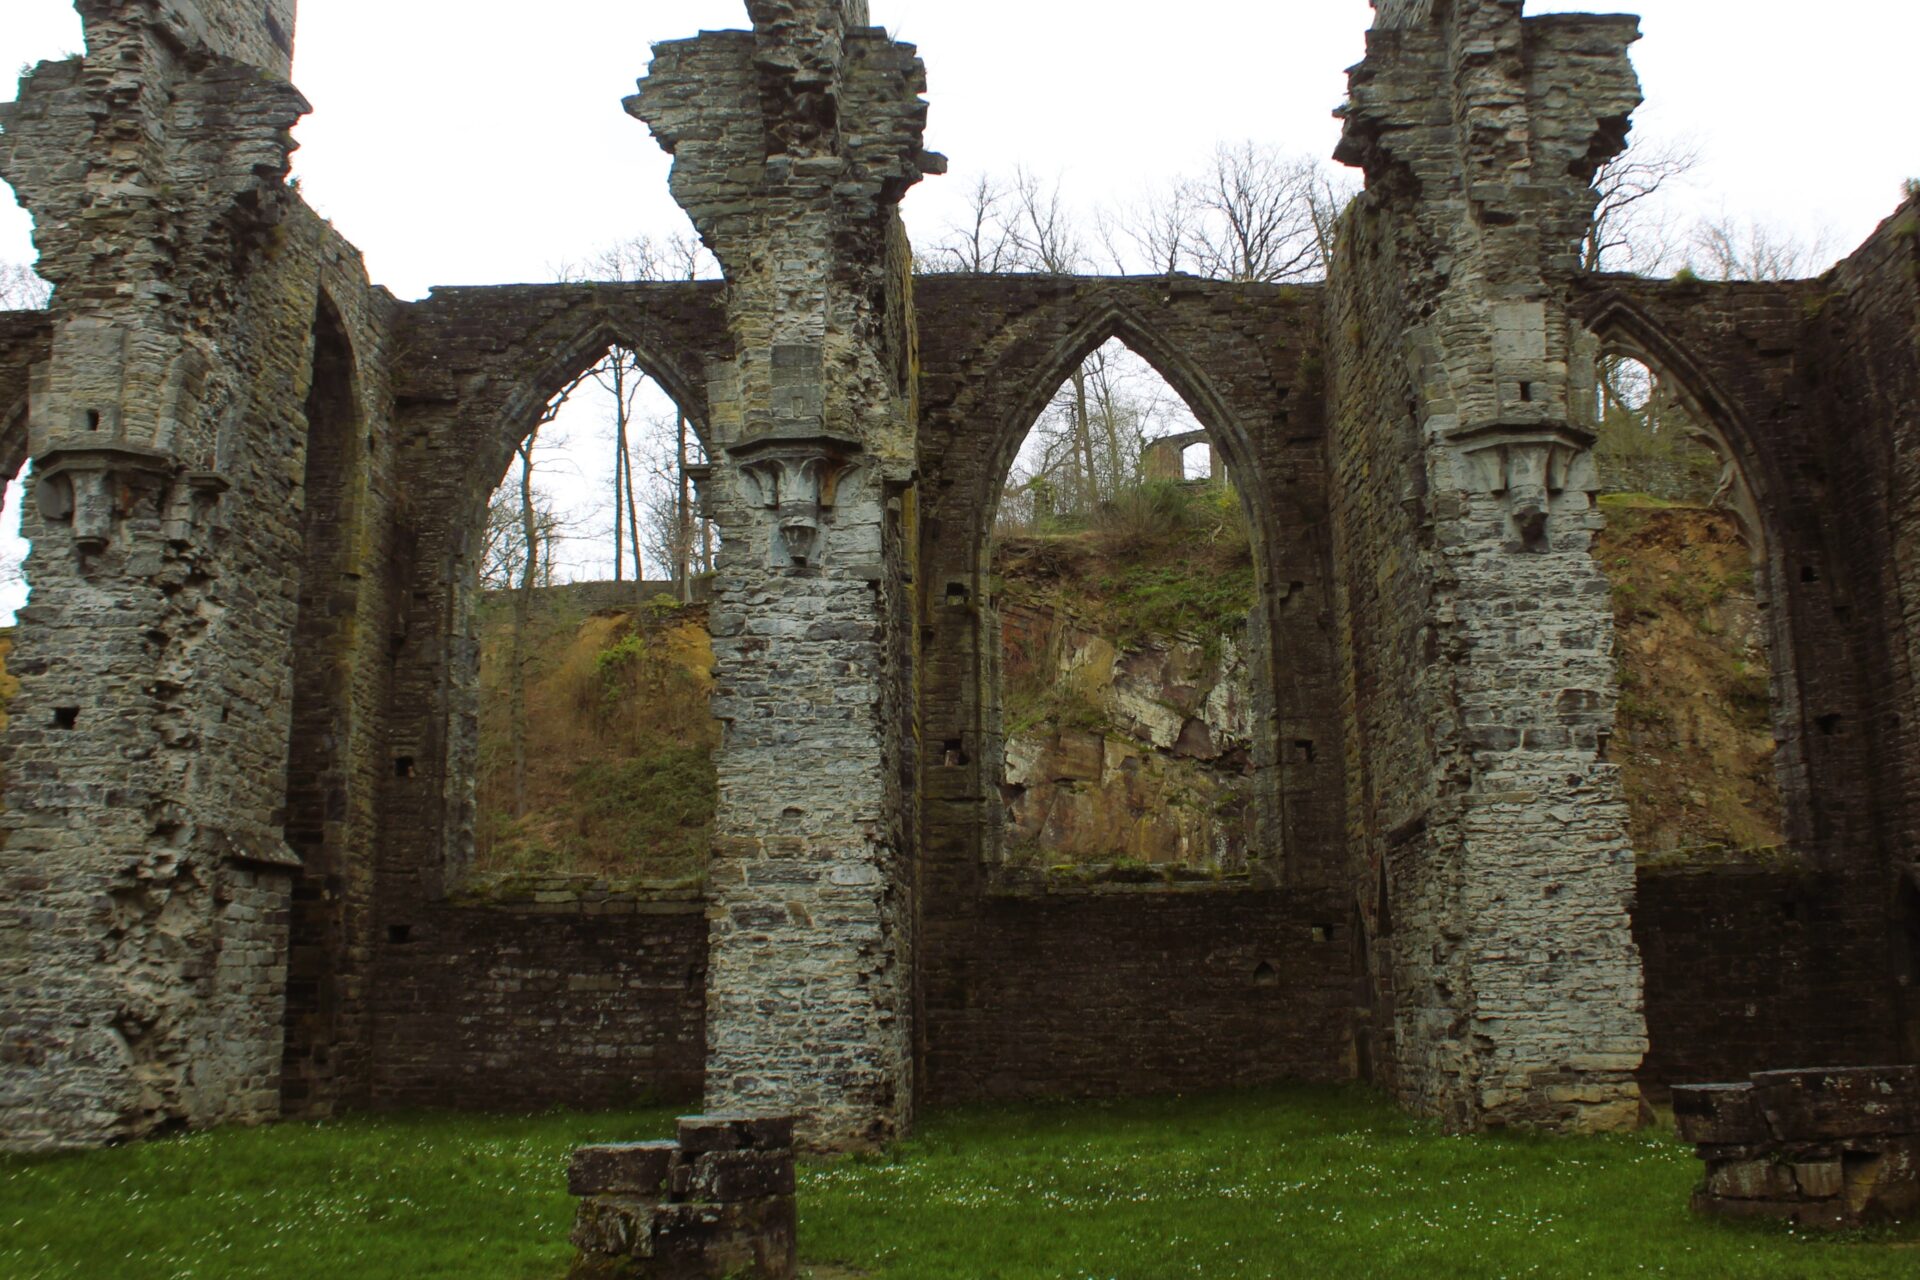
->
[0,311,51,484]
[923,889,1351,1101]
[1819,200,1920,1061]
[1325,2,1650,1131]
[911,274,1354,1103]
[1634,865,1852,1097]
[370,285,729,1105]
[1324,201,1446,1102]
[631,4,940,1149]
[1574,217,1919,1077]
[371,893,707,1109]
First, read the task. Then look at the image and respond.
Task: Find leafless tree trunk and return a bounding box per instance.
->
[624,407,645,584]
[1071,365,1096,509]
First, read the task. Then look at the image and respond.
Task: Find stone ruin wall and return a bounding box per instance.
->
[907,271,1359,1101]
[0,0,405,1145]
[0,0,1917,1152]
[1328,0,1650,1130]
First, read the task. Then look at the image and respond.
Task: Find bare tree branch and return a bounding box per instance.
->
[0,261,52,310]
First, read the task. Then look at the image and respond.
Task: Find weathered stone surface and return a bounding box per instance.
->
[1751,1066,1920,1140]
[1327,0,1650,1131]
[2,0,1917,1158]
[566,1116,797,1280]
[570,1142,681,1198]
[677,1114,797,1154]
[1683,1067,1920,1228]
[1672,1083,1762,1146]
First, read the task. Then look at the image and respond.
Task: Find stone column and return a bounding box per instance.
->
[1328,0,1649,1131]
[0,2,310,1149]
[628,0,942,1149]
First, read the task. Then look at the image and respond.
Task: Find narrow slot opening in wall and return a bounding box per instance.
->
[0,459,33,630]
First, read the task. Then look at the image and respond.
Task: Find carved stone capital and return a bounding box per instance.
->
[725,431,864,571]
[1446,422,1597,546]
[34,439,178,553]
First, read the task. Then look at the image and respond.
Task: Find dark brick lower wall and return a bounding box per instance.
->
[921,888,1354,1103]
[1634,865,1895,1096]
[370,899,708,1109]
[353,867,1905,1115]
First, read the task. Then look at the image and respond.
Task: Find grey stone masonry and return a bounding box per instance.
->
[1676,1067,1920,1228]
[0,2,394,1149]
[568,1115,798,1280]
[628,0,942,1150]
[3,0,1917,1158]
[1328,0,1649,1131]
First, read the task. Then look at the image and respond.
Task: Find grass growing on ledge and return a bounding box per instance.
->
[5,1088,1917,1279]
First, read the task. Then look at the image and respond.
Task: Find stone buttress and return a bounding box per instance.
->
[1327,0,1650,1130]
[0,1,317,1148]
[627,0,943,1149]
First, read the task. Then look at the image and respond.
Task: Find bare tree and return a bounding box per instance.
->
[1583,136,1699,273]
[490,374,590,815]
[1184,142,1331,284]
[1687,214,1834,282]
[922,173,1024,274]
[0,262,51,310]
[1005,167,1083,274]
[1100,144,1352,283]
[558,235,716,584]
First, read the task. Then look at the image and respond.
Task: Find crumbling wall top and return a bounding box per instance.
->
[1372,0,1440,28]
[85,0,299,78]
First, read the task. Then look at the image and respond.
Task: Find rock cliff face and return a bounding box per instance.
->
[994,535,1259,876]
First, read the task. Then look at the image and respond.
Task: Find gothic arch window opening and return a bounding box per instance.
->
[985,334,1272,883]
[461,343,720,891]
[1588,338,1793,867]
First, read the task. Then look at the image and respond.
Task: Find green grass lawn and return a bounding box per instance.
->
[3,1086,1915,1279]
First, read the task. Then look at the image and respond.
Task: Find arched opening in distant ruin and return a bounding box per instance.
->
[1580,315,1805,865]
[968,325,1286,885]
[281,292,367,1111]
[456,340,719,892]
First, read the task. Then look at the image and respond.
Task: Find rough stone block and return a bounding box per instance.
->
[1704,1158,1797,1201]
[650,1198,797,1280]
[1672,1083,1762,1145]
[571,1195,657,1258]
[569,1141,679,1197]
[687,1150,796,1201]
[676,1114,795,1154]
[1749,1067,1920,1141]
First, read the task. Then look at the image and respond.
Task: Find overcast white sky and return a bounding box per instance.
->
[1,0,1916,594]
[8,0,1917,298]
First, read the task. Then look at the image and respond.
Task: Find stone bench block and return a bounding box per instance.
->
[1749,1066,1920,1141]
[1672,1082,1761,1146]
[1681,1067,1920,1229]
[676,1114,796,1154]
[569,1141,680,1197]
[567,1115,798,1279]
[687,1150,797,1201]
